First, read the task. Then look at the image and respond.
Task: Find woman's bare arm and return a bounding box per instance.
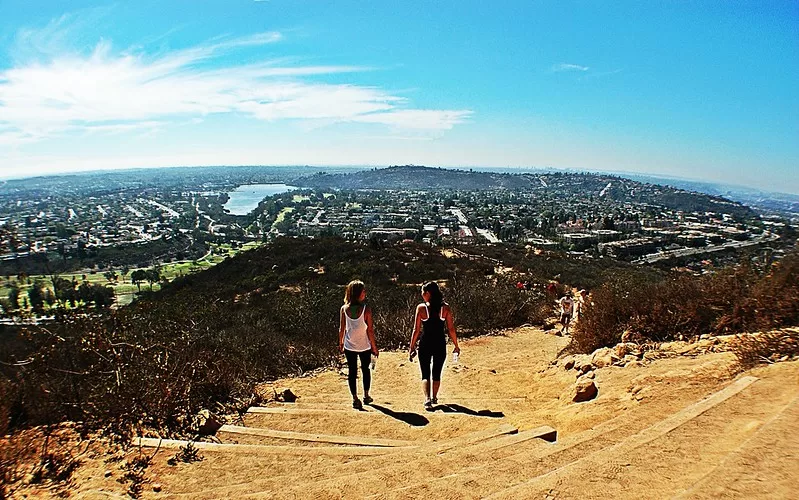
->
[338,306,346,352]
[365,307,379,356]
[444,305,460,353]
[409,304,424,355]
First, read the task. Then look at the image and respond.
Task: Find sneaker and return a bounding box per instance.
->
[353,398,363,410]
[363,395,374,405]
[424,399,433,411]
[431,397,438,405]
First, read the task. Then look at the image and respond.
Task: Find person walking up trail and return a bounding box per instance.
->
[558,293,575,335]
[409,281,460,411]
[339,280,379,409]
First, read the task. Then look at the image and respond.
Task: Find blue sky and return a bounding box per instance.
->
[0,1,797,193]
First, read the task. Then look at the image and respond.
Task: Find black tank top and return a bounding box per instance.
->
[420,304,446,348]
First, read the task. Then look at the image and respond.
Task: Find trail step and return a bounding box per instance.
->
[672,392,799,499]
[275,425,556,498]
[484,375,760,499]
[218,424,415,447]
[379,376,761,500]
[132,437,406,456]
[188,424,520,499]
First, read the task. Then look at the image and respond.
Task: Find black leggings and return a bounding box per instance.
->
[418,345,446,382]
[344,349,371,396]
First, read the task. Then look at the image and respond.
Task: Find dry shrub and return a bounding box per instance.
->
[716,253,799,333]
[572,251,799,354]
[448,272,546,335]
[369,286,418,348]
[731,329,799,368]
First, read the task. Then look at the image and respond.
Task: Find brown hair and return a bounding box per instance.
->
[422,281,444,318]
[344,280,365,306]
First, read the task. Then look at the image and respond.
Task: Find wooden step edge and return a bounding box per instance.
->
[248,406,373,415]
[247,405,500,416]
[218,424,415,447]
[131,437,411,456]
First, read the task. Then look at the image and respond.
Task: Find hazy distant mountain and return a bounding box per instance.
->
[616,173,799,216]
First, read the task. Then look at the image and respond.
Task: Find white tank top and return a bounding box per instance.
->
[344,305,371,352]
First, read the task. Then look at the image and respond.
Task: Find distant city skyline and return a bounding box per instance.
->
[1,1,797,194]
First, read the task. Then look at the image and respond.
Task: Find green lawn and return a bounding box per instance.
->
[0,241,263,314]
[273,207,295,227]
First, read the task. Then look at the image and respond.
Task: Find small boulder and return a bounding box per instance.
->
[643,351,659,362]
[591,348,615,369]
[152,483,163,493]
[561,356,576,370]
[614,342,638,358]
[573,379,598,402]
[570,354,592,372]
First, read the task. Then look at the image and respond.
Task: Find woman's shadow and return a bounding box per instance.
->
[368,404,430,427]
[430,403,504,418]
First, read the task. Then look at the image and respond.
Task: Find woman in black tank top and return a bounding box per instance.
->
[408,281,460,410]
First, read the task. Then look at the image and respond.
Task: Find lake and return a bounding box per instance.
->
[224,184,296,215]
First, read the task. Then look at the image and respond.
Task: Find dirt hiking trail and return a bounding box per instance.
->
[54,327,799,499]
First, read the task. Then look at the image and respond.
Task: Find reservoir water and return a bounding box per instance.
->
[224,184,296,215]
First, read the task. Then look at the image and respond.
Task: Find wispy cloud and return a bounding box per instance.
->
[551,63,589,72]
[0,16,471,147]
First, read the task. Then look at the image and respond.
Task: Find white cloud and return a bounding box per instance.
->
[0,20,471,147]
[551,63,589,72]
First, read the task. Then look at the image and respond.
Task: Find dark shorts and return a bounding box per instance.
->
[560,312,572,323]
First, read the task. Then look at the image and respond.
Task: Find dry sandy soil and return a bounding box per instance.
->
[12,327,799,499]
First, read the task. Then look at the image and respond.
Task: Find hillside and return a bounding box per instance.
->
[10,326,798,498]
[2,237,796,498]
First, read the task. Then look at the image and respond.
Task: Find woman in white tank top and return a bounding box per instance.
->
[338,280,379,409]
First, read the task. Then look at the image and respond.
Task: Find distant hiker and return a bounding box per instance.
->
[339,280,379,409]
[546,282,557,299]
[558,293,575,334]
[408,281,460,410]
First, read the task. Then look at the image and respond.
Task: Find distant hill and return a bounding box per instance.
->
[294,165,536,190]
[295,165,756,218]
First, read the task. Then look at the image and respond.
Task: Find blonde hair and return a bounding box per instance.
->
[344,280,365,306]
